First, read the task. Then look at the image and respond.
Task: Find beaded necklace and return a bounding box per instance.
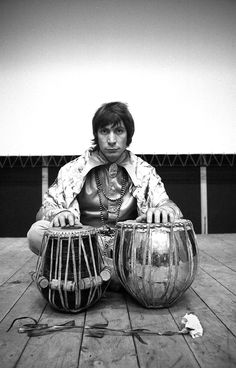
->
[94,165,129,257]
[94,166,128,229]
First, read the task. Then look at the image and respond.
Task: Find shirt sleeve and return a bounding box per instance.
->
[147,166,169,206]
[148,167,183,218]
[41,167,74,221]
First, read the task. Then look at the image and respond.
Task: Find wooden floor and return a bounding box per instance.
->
[0,234,235,368]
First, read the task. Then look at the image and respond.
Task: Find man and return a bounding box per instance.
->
[27,101,182,256]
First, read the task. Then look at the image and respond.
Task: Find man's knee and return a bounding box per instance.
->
[27,220,50,255]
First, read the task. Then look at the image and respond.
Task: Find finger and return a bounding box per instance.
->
[52,216,59,227]
[58,215,66,227]
[168,211,175,223]
[67,214,75,226]
[146,209,154,224]
[74,218,82,226]
[161,209,168,223]
[154,209,161,223]
[136,214,146,223]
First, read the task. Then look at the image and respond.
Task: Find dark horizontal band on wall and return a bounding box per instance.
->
[0,153,235,168]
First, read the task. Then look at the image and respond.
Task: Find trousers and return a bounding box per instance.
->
[27,220,51,255]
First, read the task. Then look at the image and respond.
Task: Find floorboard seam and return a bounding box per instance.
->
[169,308,202,368]
[125,294,141,368]
[199,266,236,296]
[0,281,34,324]
[199,249,236,272]
[0,255,36,287]
[12,303,48,368]
[77,311,87,368]
[190,287,236,338]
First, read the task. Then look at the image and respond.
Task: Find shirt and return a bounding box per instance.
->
[78,164,138,228]
[41,149,182,222]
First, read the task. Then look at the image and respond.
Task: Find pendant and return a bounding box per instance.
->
[109,163,118,178]
[105,236,115,249]
[99,231,115,258]
[107,206,118,213]
[104,235,115,258]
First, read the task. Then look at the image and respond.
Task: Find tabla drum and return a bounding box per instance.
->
[33,226,111,313]
[114,220,198,308]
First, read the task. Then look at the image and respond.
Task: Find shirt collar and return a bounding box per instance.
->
[83,149,139,186]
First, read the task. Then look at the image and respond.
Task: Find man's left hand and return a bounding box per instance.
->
[136,206,176,224]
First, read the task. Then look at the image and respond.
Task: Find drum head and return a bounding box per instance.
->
[45,225,97,237]
[116,219,193,229]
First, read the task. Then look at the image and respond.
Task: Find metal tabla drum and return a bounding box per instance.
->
[33,226,111,313]
[114,220,198,308]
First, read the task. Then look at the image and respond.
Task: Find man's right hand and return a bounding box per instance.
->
[52,211,81,227]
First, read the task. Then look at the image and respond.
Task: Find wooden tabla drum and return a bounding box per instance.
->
[33,226,111,313]
[114,220,198,308]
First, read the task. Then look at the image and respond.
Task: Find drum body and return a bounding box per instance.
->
[114,220,198,308]
[34,227,111,313]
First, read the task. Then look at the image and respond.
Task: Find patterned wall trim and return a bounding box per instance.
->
[0,154,235,168]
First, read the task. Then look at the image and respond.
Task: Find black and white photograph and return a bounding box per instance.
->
[0,0,235,367]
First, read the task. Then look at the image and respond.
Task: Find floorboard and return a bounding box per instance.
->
[0,238,34,285]
[16,305,85,368]
[199,252,236,294]
[79,292,138,368]
[127,295,200,368]
[191,269,236,335]
[0,235,235,368]
[0,256,36,322]
[197,235,236,270]
[170,288,236,368]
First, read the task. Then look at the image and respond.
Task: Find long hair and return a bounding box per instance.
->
[91,102,135,150]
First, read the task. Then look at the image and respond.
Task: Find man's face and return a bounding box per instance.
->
[97,121,127,162]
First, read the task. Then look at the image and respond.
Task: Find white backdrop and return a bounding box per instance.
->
[0,0,235,155]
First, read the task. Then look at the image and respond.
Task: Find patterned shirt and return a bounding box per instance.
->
[41,149,182,223]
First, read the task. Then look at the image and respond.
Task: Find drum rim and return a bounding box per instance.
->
[45,226,98,236]
[116,219,193,229]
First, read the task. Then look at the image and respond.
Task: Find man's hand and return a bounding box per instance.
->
[136,206,176,224]
[52,211,81,227]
